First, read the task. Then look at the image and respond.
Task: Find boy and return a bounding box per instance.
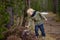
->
[26,8,47,40]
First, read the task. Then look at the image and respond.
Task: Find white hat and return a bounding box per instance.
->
[27,8,35,15]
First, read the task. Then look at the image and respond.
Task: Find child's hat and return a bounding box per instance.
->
[27,8,35,14]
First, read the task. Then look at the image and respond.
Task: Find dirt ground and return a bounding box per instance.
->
[44,12,60,40]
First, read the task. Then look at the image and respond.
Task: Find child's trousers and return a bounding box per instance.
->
[35,24,45,37]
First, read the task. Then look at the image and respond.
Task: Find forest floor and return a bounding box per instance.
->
[5,12,60,40]
[43,12,60,40]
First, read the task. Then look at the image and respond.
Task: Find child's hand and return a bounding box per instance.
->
[45,19,48,24]
[25,26,29,28]
[45,19,47,21]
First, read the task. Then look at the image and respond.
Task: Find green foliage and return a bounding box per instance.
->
[58,0,60,17]
[0,12,9,26]
[58,0,60,12]
[0,0,9,39]
[47,0,53,11]
[12,0,25,16]
[0,27,7,39]
[31,0,54,11]
[56,0,60,20]
[0,0,10,26]
[31,0,41,11]
[0,0,25,39]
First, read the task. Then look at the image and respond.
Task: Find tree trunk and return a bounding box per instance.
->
[22,0,30,27]
[6,7,14,29]
[53,0,58,13]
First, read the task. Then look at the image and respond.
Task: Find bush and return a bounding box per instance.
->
[0,1,9,39]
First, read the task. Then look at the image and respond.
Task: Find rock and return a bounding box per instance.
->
[6,35,21,40]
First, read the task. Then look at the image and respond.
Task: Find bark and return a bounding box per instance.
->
[6,7,14,28]
[22,0,30,27]
[53,0,58,13]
